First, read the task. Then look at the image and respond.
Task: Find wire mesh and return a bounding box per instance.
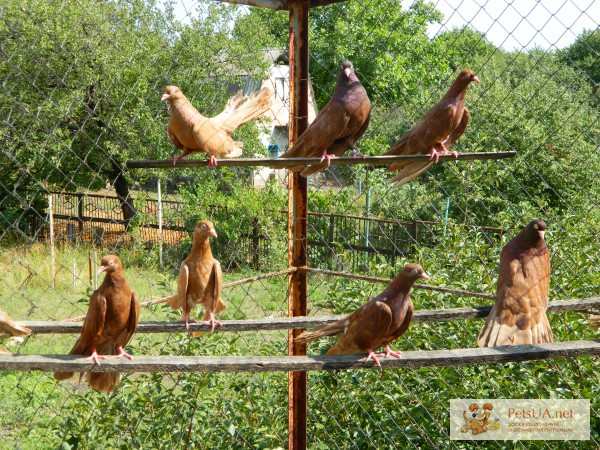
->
[0,0,599,448]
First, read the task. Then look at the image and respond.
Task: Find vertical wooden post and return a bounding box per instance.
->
[328,214,335,269]
[77,193,84,235]
[252,217,260,269]
[47,188,55,288]
[288,3,309,450]
[157,179,163,267]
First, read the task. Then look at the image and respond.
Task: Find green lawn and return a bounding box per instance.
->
[0,241,598,449]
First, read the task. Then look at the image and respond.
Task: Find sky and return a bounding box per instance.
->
[169,0,599,51]
[428,0,599,50]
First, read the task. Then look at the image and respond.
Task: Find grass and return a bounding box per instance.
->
[0,240,598,449]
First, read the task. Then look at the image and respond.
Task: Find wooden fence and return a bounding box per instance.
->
[31,192,502,270]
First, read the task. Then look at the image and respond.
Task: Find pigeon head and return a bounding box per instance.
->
[457,69,480,85]
[194,220,217,240]
[400,263,430,281]
[161,86,183,102]
[340,61,354,79]
[525,219,547,241]
[98,255,122,275]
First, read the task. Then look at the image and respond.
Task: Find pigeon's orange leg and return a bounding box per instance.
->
[208,155,218,167]
[117,346,133,361]
[365,349,382,367]
[183,312,198,329]
[428,146,441,164]
[203,312,222,333]
[170,154,188,165]
[320,151,337,167]
[375,344,402,359]
[88,349,106,366]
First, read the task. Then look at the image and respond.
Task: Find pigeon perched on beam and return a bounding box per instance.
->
[478,220,553,347]
[296,263,429,366]
[54,255,140,392]
[384,69,479,186]
[168,220,225,336]
[162,85,272,166]
[279,60,371,176]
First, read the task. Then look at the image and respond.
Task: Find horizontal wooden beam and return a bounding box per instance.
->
[1,340,598,373]
[18,298,600,335]
[125,152,517,170]
[213,0,358,10]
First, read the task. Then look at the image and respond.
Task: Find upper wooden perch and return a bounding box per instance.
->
[215,0,348,11]
[126,151,517,170]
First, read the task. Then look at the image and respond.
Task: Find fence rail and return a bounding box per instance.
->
[2,340,599,373]
[28,192,502,270]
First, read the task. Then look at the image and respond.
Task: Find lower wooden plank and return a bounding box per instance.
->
[0,340,598,373]
[17,297,600,335]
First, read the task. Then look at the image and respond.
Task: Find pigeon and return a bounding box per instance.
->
[54,255,140,392]
[279,61,371,176]
[162,85,272,166]
[0,309,31,337]
[168,220,225,336]
[0,309,31,354]
[478,220,553,347]
[295,263,429,366]
[384,69,479,186]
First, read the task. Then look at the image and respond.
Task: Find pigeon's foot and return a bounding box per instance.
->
[365,349,382,367]
[116,346,133,361]
[375,345,402,359]
[88,350,106,366]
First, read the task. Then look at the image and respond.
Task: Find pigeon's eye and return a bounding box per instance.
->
[109,260,114,266]
[411,269,418,276]
[201,224,207,231]
[533,223,539,230]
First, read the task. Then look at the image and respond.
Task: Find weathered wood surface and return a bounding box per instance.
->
[126,152,517,169]
[18,297,600,335]
[214,0,347,10]
[1,340,598,373]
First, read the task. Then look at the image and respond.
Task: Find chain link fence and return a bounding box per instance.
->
[1,0,599,448]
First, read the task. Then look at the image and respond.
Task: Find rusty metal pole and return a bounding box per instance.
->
[288,2,309,450]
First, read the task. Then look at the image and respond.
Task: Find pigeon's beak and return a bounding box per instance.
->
[97,265,107,275]
[208,229,218,238]
[539,230,545,240]
[419,272,430,280]
[161,93,169,102]
[344,68,352,78]
[472,76,480,83]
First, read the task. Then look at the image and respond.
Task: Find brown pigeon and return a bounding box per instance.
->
[478,220,553,347]
[0,309,31,337]
[0,309,31,354]
[168,220,224,336]
[295,263,429,366]
[54,255,140,392]
[279,61,371,176]
[162,85,272,166]
[384,69,479,186]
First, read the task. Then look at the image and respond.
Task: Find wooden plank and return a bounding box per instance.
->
[213,0,346,10]
[18,298,600,335]
[1,340,598,373]
[125,152,517,169]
